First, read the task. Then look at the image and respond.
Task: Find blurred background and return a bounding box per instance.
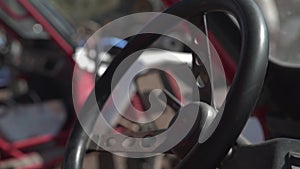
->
[0,0,300,169]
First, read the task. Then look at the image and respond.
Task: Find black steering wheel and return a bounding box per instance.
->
[63,0,268,168]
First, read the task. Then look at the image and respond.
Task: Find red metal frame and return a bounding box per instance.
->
[208,32,237,83]
[161,0,179,6]
[0,1,74,168]
[0,138,24,158]
[0,1,30,20]
[11,130,69,149]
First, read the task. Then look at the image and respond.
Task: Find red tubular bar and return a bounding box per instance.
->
[131,94,145,112]
[12,135,55,149]
[12,130,70,149]
[0,138,24,158]
[208,32,237,83]
[0,1,29,20]
[162,0,179,6]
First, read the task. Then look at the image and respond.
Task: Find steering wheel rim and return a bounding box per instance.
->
[63,0,268,168]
